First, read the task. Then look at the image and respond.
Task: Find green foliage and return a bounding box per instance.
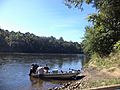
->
[0,28,82,54]
[65,0,120,56]
[82,26,96,56]
[89,79,120,88]
[114,41,120,50]
[85,51,120,69]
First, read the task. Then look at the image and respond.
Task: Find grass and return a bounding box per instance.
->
[88,78,120,88]
[85,51,120,69]
[82,51,120,89]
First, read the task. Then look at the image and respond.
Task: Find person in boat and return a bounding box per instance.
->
[36,66,44,75]
[29,64,35,76]
[43,64,49,73]
[61,70,64,73]
[29,64,39,76]
[34,64,39,70]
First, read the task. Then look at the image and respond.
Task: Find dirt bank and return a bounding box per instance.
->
[49,66,120,90]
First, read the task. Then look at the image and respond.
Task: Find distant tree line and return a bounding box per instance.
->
[0,28,83,54]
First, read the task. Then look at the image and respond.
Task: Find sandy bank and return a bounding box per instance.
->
[49,66,120,90]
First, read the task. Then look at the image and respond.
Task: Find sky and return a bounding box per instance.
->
[0,0,95,42]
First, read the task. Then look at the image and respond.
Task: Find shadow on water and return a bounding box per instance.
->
[29,76,44,88]
[29,76,64,89]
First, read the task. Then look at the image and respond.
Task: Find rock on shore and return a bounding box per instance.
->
[48,66,120,90]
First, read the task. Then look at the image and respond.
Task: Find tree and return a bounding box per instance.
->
[0,29,82,54]
[65,0,120,56]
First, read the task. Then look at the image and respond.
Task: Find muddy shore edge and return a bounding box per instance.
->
[49,66,120,90]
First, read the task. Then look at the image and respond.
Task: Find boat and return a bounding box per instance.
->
[30,70,80,79]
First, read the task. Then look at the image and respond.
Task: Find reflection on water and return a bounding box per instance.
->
[29,76,64,90]
[0,53,84,90]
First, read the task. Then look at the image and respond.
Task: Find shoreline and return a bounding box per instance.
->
[49,66,120,90]
[0,52,83,56]
[89,84,120,90]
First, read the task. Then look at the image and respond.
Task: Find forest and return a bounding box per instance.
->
[0,28,82,54]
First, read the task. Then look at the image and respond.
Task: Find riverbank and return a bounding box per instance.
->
[50,67,120,90]
[50,51,120,90]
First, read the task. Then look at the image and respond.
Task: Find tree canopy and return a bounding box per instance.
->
[0,28,82,54]
[65,0,120,56]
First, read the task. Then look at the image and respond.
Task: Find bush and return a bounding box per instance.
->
[114,41,120,50]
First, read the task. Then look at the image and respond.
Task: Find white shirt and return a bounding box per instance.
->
[36,67,44,74]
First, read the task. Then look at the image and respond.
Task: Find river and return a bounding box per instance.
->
[0,53,84,90]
